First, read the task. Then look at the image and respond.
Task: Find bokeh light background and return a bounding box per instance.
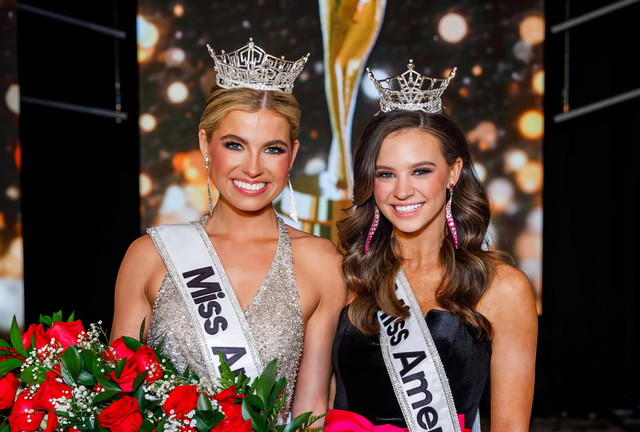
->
[136,0,544,312]
[0,0,544,334]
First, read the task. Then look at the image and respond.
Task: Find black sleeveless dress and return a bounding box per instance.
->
[332,306,491,430]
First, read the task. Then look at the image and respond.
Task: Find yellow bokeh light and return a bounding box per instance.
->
[173,4,184,17]
[438,13,468,43]
[532,70,544,95]
[184,166,200,182]
[471,65,482,76]
[518,110,544,140]
[519,15,545,45]
[139,113,157,132]
[515,160,543,194]
[167,81,189,103]
[139,173,153,197]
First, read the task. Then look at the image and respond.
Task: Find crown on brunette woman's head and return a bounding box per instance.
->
[367,60,456,114]
[206,38,310,93]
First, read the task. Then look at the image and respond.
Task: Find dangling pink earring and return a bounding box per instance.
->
[365,206,380,254]
[446,183,459,249]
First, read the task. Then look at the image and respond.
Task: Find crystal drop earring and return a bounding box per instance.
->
[288,176,298,222]
[205,156,213,215]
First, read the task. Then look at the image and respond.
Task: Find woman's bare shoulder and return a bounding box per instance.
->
[478,261,537,322]
[287,225,344,261]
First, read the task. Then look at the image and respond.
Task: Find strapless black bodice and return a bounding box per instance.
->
[332,306,491,430]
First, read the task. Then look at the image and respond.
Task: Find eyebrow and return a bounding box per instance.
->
[376,161,437,170]
[219,134,289,148]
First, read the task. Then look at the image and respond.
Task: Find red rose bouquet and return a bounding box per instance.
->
[0,312,324,432]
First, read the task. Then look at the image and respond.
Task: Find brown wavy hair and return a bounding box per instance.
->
[337,110,505,339]
[198,86,301,144]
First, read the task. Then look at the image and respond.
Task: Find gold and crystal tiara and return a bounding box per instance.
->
[367,60,457,113]
[206,38,309,93]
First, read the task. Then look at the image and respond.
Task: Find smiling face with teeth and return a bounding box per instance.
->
[373,128,461,237]
[199,109,299,216]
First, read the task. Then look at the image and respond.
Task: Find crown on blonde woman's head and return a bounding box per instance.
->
[367,60,457,114]
[206,38,310,93]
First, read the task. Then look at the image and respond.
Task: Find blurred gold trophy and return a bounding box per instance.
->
[316,0,386,242]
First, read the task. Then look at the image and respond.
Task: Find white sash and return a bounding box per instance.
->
[149,221,263,382]
[378,269,461,432]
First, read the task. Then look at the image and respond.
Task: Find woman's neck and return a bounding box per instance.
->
[206,201,279,241]
[394,225,444,273]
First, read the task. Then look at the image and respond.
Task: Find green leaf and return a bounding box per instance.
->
[0,339,11,349]
[39,314,53,328]
[192,414,212,432]
[138,318,146,343]
[52,311,63,323]
[131,370,147,392]
[153,337,166,358]
[94,369,122,393]
[0,357,24,378]
[52,409,72,418]
[197,392,213,412]
[77,369,97,386]
[80,349,97,374]
[67,312,75,322]
[9,316,27,358]
[255,358,277,405]
[243,394,265,410]
[282,412,312,432]
[155,418,167,432]
[115,358,126,379]
[122,335,143,351]
[267,377,287,412]
[61,345,81,384]
[242,399,265,432]
[93,390,118,403]
[139,419,155,432]
[19,364,47,385]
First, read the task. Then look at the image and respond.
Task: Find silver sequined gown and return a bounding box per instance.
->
[147,216,304,420]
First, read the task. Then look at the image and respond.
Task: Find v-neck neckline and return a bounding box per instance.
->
[198,215,283,314]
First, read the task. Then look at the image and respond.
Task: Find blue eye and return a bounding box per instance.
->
[376,171,394,178]
[224,141,243,150]
[413,169,432,176]
[265,146,286,154]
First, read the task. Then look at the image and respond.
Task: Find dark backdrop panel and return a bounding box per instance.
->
[537,0,640,420]
[17,0,140,335]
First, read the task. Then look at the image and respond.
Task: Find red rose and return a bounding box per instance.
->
[43,412,59,432]
[0,372,19,409]
[34,371,73,411]
[105,360,139,393]
[210,405,251,432]
[21,323,49,352]
[213,385,245,406]
[211,386,251,432]
[9,390,46,432]
[45,320,85,350]
[162,385,199,420]
[129,345,163,383]
[103,337,136,363]
[97,395,143,432]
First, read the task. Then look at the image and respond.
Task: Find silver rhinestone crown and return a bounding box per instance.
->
[206,38,309,93]
[367,60,457,113]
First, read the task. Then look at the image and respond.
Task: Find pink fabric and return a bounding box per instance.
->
[324,409,408,432]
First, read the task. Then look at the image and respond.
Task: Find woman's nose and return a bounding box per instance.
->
[393,176,414,200]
